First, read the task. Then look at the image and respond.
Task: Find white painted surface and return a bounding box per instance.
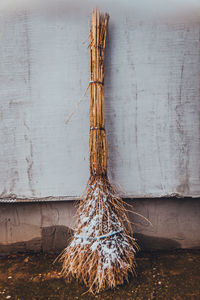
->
[0,4,200,200]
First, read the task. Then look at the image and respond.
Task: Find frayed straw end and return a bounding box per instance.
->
[60,176,138,294]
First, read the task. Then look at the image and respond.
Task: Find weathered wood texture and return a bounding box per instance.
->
[0,8,200,201]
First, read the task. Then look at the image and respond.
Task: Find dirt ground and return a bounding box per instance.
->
[0,250,199,300]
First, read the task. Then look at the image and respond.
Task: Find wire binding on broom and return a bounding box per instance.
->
[90,127,105,131]
[89,80,104,85]
[60,8,139,294]
[75,229,123,241]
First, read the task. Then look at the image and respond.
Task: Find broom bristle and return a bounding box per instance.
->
[60,176,139,294]
[60,8,139,294]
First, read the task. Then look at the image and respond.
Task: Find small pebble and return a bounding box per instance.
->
[24,257,29,263]
[158,281,162,285]
[8,276,12,279]
[6,296,11,299]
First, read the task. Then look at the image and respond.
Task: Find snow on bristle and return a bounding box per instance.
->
[76,183,123,240]
[90,233,135,271]
[60,177,138,294]
[67,179,137,272]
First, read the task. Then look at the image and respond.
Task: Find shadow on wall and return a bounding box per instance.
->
[135,233,181,250]
[0,225,181,256]
[0,226,72,256]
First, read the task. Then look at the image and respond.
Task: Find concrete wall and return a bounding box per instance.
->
[0,2,200,253]
[0,198,200,255]
[0,3,200,201]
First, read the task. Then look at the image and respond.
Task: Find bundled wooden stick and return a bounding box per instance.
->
[60,8,138,294]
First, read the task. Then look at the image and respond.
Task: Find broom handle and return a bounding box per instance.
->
[89,9,109,176]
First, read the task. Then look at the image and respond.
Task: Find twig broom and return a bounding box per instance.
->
[60,8,139,294]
